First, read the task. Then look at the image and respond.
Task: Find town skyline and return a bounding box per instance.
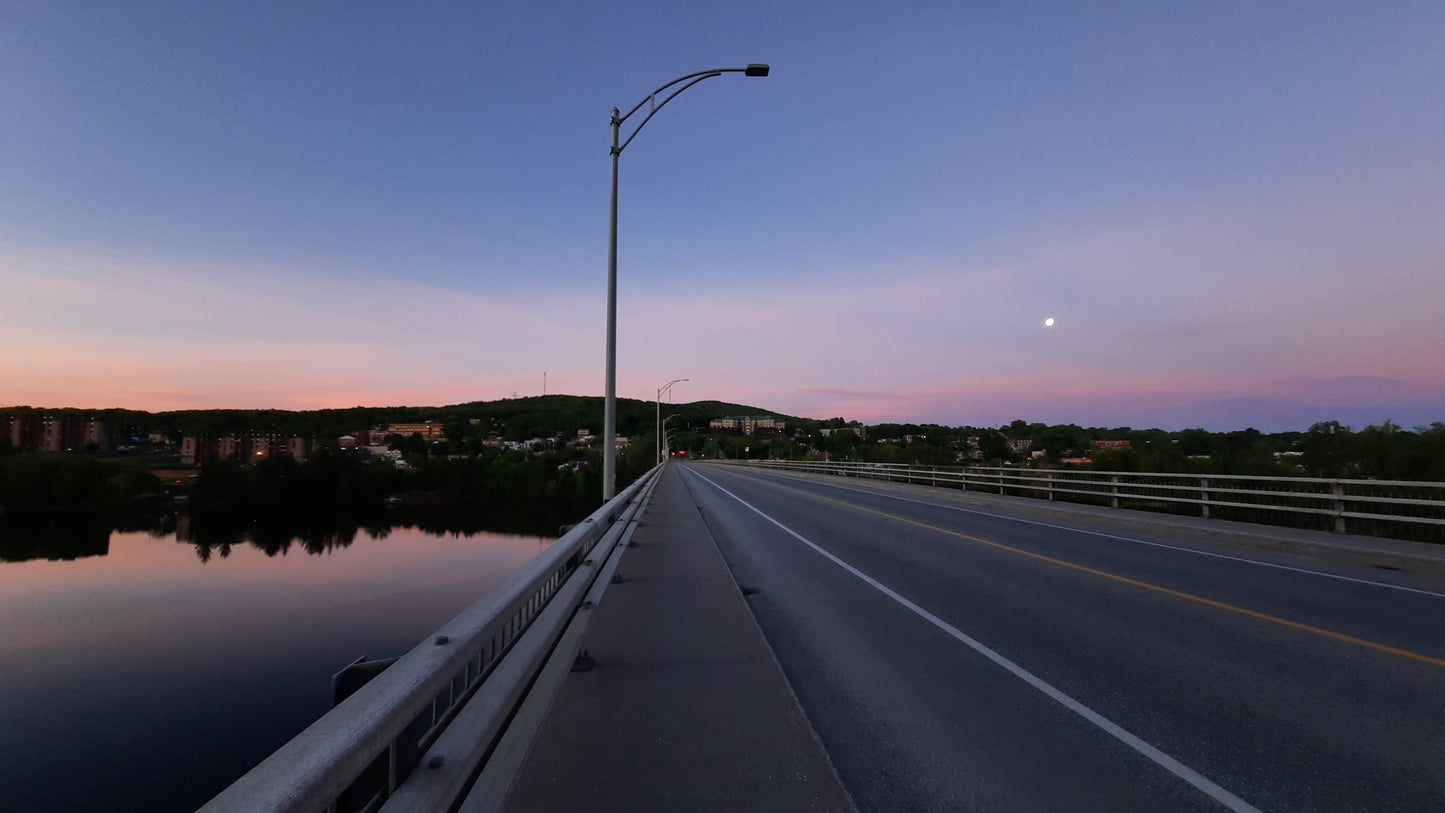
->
[3,394,1435,439]
[4,4,1443,434]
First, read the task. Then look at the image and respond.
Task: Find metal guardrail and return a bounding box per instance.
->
[200,464,665,813]
[732,460,1445,540]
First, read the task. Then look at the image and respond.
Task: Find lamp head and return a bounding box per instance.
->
[744,63,770,77]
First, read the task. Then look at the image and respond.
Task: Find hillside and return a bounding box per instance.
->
[2,396,794,443]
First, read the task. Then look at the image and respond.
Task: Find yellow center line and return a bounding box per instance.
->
[771,479,1445,669]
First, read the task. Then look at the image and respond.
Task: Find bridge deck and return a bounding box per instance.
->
[504,464,855,812]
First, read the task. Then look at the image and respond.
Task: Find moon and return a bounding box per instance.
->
[1043,316,1056,327]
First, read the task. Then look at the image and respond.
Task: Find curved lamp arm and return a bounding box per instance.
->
[604,62,767,498]
[614,64,769,155]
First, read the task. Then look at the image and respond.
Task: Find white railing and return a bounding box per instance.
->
[201,465,665,813]
[732,460,1445,539]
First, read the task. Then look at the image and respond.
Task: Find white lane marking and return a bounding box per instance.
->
[686,467,1262,813]
[738,468,1445,600]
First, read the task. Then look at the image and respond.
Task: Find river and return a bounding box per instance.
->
[0,521,553,812]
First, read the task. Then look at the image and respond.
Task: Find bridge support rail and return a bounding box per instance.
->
[200,465,666,813]
[730,460,1445,542]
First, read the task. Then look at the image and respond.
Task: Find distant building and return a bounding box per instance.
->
[1090,440,1131,451]
[371,448,406,469]
[181,432,312,465]
[818,425,867,440]
[349,429,389,446]
[712,416,785,435]
[1009,439,1034,454]
[3,413,115,453]
[387,422,446,439]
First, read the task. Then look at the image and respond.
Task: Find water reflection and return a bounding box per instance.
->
[176,512,370,561]
[0,502,573,565]
[0,524,554,812]
[0,514,114,562]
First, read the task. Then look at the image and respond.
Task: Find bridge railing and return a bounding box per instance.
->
[201,464,665,813]
[730,460,1445,541]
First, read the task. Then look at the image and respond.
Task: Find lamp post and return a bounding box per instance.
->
[656,378,688,465]
[660,413,681,462]
[603,63,770,499]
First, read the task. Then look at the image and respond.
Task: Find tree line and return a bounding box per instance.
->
[6,397,1442,535]
[1,395,779,447]
[695,419,1445,482]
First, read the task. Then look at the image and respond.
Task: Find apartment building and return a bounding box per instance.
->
[709,416,785,435]
[2,413,114,453]
[180,432,312,465]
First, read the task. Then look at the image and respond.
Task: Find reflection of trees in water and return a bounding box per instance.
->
[23,449,602,562]
[173,451,587,562]
[0,514,113,562]
[0,506,178,563]
[388,503,574,538]
[178,508,368,561]
[175,500,566,563]
[0,448,589,564]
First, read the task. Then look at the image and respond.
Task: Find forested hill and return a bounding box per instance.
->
[2,396,793,443]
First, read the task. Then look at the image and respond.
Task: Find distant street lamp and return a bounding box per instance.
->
[661,414,681,460]
[602,63,770,499]
[657,378,688,465]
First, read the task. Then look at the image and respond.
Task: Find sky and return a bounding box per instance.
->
[2,1,1443,433]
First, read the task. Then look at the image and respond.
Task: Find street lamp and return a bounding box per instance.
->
[661,413,681,462]
[603,63,770,499]
[657,378,688,465]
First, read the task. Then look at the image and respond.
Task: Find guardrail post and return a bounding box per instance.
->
[735,459,1441,540]
[1332,480,1346,534]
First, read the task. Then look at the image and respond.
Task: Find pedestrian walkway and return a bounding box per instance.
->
[504,465,855,812]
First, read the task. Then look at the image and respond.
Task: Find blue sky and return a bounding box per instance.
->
[3,2,1443,432]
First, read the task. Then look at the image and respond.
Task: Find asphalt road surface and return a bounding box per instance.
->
[679,463,1445,812]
